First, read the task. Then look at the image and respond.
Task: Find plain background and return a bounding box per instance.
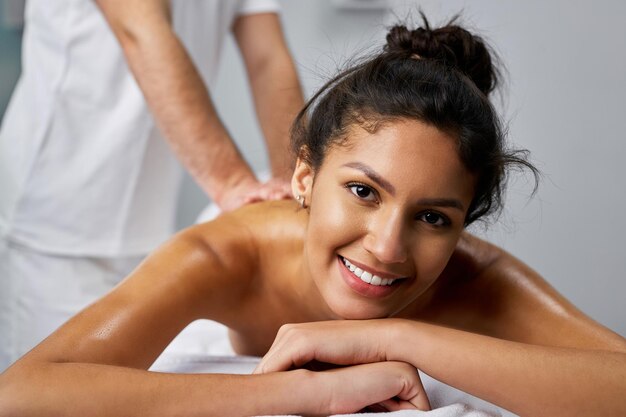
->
[1,0,624,336]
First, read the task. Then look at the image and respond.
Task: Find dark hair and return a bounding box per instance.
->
[291,14,538,225]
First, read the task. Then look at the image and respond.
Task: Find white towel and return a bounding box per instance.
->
[316,404,495,417]
[258,405,493,417]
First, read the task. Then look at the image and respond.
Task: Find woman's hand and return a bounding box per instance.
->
[255,320,431,413]
[306,361,430,414]
[254,320,432,413]
[255,319,403,374]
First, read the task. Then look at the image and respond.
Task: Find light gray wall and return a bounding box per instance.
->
[178,0,625,336]
[391,0,626,335]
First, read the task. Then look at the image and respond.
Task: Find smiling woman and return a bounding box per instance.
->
[292,120,475,319]
[1,15,625,417]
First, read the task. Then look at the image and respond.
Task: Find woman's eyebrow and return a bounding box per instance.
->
[342,162,396,195]
[415,198,465,211]
[342,162,465,211]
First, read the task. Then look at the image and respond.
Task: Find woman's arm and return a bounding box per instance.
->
[257,319,626,416]
[393,320,626,417]
[0,214,428,415]
[0,361,310,416]
[255,319,626,417]
[0,355,428,416]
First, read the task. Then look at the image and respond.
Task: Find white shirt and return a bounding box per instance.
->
[0,0,279,256]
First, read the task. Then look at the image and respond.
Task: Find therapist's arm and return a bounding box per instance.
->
[95,0,287,211]
[234,13,304,180]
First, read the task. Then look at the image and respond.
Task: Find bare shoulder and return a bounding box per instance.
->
[193,200,305,254]
[182,200,304,297]
[413,232,626,350]
[220,201,307,283]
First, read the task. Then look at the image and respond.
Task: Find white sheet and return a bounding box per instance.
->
[149,320,518,417]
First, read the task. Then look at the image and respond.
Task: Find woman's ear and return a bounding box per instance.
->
[291,157,314,204]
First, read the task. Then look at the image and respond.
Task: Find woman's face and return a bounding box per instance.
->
[293,118,476,319]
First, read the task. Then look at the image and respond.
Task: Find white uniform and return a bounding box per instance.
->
[0,0,279,370]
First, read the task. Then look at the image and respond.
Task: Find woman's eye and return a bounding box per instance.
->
[418,211,449,227]
[348,184,377,202]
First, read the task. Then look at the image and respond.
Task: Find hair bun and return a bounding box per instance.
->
[385,25,440,58]
[385,15,499,95]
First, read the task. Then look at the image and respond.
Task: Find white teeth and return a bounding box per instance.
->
[341,257,398,287]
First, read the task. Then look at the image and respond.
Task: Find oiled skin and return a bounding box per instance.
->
[1,201,624,417]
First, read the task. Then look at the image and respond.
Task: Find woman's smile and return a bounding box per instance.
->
[337,255,408,298]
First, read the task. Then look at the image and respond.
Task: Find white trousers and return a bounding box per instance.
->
[0,238,144,371]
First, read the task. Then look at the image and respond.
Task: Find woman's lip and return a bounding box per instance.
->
[339,255,407,280]
[337,256,398,298]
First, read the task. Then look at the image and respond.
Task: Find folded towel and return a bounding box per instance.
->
[258,405,494,417]
[329,403,496,417]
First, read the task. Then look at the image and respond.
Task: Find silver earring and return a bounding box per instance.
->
[296,194,305,208]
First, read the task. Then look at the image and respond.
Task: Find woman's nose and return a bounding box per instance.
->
[362,211,408,264]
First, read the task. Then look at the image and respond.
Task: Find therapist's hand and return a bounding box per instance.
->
[241,177,292,205]
[255,319,401,374]
[218,177,292,212]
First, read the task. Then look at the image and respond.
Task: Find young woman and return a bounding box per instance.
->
[1,19,625,416]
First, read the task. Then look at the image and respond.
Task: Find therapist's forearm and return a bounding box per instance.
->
[0,362,316,417]
[96,0,256,207]
[387,320,626,417]
[234,14,305,180]
[247,53,304,180]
